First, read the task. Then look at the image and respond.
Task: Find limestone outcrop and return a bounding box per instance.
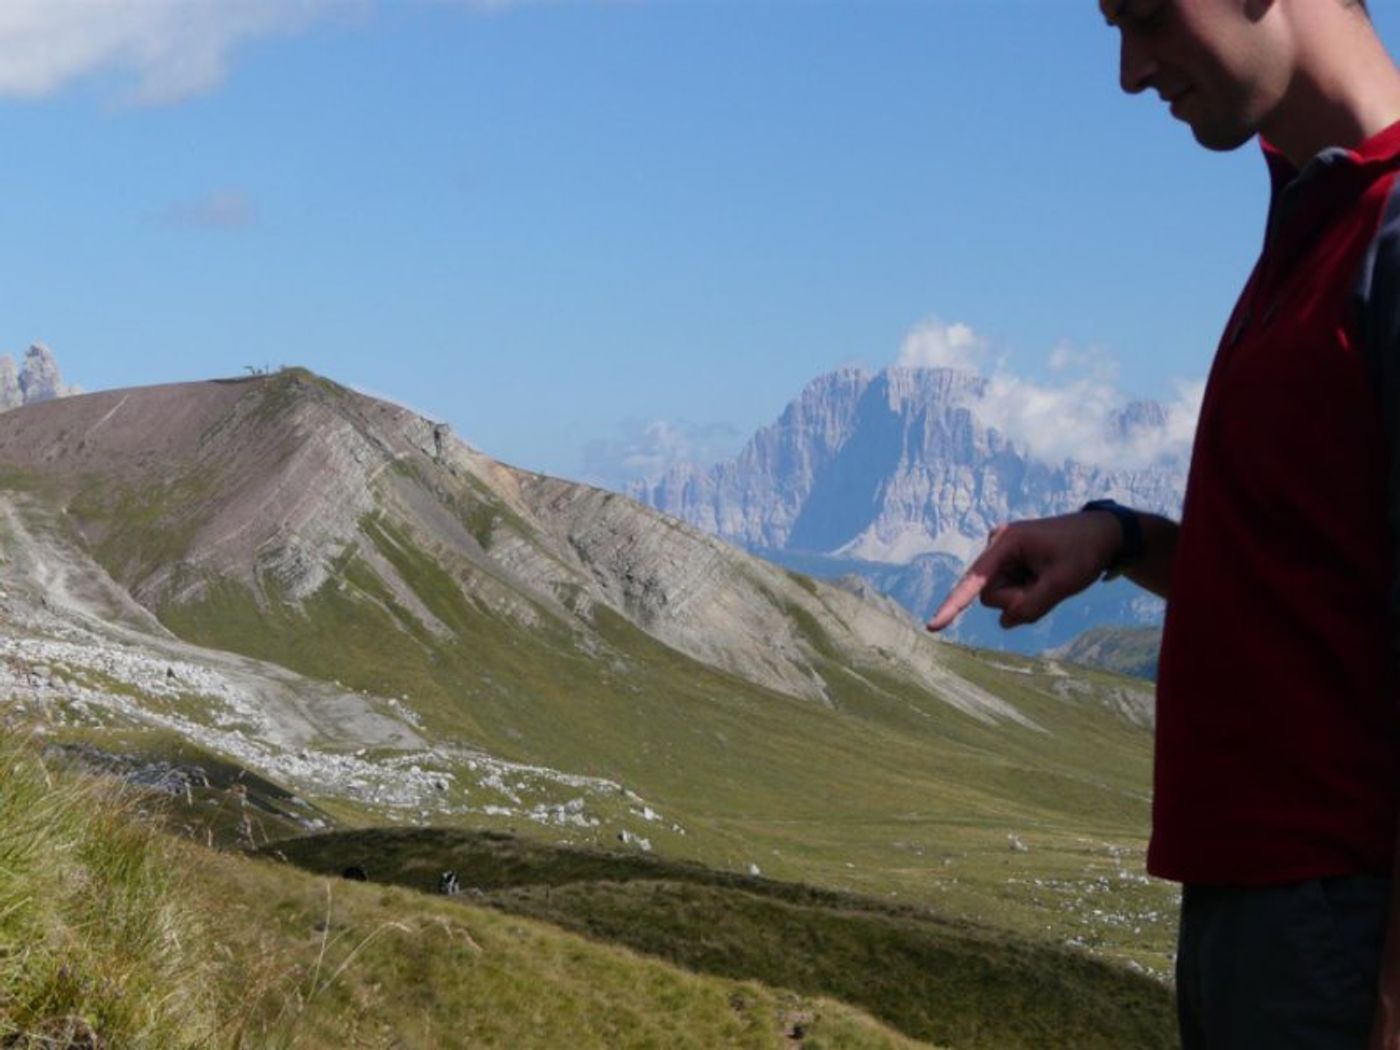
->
[0,343,74,411]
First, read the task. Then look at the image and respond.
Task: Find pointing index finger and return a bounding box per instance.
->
[926,530,1013,632]
[926,567,990,632]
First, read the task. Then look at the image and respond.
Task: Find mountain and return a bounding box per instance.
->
[630,366,1186,651]
[1048,626,1164,681]
[0,368,1023,720]
[0,368,1178,1039]
[0,343,74,411]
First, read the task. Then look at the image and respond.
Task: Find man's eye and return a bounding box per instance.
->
[1102,0,1170,31]
[1132,0,1172,29]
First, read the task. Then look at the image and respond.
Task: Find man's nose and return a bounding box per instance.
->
[1119,34,1157,94]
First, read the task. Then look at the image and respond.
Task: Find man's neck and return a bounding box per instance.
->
[1261,14,1400,168]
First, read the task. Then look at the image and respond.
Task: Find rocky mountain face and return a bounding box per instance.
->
[0,370,1024,724]
[630,366,1187,653]
[0,344,74,411]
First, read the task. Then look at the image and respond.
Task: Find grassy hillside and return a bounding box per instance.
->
[262,827,1177,1049]
[147,502,1174,970]
[0,731,934,1049]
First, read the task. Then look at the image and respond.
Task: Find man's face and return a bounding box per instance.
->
[1100,0,1293,151]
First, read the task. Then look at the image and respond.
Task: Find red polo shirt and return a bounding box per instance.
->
[1150,123,1400,885]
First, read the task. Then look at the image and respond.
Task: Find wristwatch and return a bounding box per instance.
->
[1080,499,1144,580]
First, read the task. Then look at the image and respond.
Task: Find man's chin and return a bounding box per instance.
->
[1188,119,1257,153]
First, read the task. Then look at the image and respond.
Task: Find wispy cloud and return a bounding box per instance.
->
[157,189,256,229]
[581,418,742,488]
[896,318,1202,472]
[0,0,355,104]
[0,0,621,105]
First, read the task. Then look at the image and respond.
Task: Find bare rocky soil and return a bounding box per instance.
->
[0,487,666,835]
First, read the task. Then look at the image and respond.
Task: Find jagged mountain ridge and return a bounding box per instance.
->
[631,366,1185,565]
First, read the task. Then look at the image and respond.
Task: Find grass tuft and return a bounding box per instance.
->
[0,732,224,1048]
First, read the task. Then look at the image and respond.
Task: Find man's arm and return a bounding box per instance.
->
[926,508,1178,632]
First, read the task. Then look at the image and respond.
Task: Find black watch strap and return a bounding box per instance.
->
[1080,499,1144,581]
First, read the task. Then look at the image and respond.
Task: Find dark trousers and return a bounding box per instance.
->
[1176,876,1391,1049]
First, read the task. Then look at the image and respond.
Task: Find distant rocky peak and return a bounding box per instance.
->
[1,343,74,411]
[880,365,986,407]
[631,361,1187,566]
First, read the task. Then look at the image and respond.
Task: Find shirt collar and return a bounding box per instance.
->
[1263,118,1400,196]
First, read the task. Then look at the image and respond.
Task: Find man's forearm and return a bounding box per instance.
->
[1122,513,1178,599]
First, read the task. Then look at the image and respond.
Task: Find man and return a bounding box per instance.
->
[927,1,1400,1046]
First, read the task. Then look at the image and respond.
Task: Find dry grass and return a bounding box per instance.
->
[0,731,227,1047]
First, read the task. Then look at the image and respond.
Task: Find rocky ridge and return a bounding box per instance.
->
[0,343,74,411]
[0,370,1031,725]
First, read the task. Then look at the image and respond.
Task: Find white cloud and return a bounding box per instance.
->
[895,318,1201,471]
[895,318,989,372]
[974,373,1200,470]
[581,418,742,488]
[0,0,361,104]
[0,0,620,104]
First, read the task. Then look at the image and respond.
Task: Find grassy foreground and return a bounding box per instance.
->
[0,732,936,1049]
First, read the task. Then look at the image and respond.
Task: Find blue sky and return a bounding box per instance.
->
[4,1,1398,486]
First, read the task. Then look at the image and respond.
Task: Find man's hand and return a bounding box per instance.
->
[926,511,1124,632]
[1371,979,1400,1050]
[1367,856,1400,1048]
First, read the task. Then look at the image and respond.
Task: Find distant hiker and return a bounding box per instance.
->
[438,870,460,896]
[341,865,368,882]
[929,2,1400,1045]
